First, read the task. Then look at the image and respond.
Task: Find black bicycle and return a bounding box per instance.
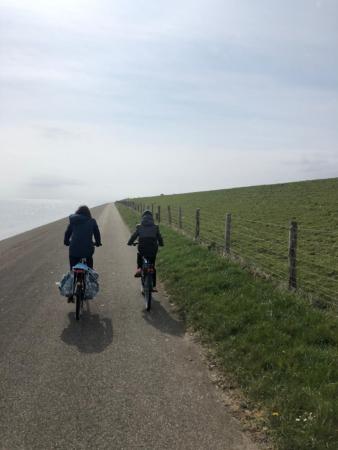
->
[141,256,155,311]
[132,243,155,311]
[72,259,88,320]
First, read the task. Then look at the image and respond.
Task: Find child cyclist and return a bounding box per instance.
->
[127,210,163,291]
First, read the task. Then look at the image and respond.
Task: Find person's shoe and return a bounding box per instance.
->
[67,295,74,303]
[134,269,142,278]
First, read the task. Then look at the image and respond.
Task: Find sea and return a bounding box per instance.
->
[0,199,81,241]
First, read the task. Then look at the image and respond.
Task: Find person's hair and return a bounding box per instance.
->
[76,205,92,218]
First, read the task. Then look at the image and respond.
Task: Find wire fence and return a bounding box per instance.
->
[120,200,338,309]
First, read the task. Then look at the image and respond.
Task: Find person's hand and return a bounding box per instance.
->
[64,242,70,247]
[95,242,102,247]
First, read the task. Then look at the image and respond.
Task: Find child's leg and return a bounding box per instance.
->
[137,253,143,269]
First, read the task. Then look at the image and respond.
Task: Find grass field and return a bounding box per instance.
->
[123,178,338,308]
[117,202,338,450]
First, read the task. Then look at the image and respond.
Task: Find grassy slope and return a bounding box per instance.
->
[132,178,338,306]
[117,202,338,450]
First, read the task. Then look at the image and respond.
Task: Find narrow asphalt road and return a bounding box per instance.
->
[0,204,258,450]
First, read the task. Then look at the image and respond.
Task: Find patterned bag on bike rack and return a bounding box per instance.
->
[84,268,99,300]
[59,272,74,297]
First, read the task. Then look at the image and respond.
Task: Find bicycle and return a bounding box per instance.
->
[72,259,89,320]
[141,256,155,311]
[132,243,155,311]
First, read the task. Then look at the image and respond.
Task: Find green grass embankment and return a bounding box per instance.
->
[131,178,338,307]
[117,202,338,450]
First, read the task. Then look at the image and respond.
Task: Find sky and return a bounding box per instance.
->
[1,0,337,203]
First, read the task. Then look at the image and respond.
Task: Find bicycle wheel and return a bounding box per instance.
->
[144,273,152,311]
[75,284,84,320]
[75,290,81,320]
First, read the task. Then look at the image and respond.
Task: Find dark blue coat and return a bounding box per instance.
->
[64,214,102,257]
[127,215,163,257]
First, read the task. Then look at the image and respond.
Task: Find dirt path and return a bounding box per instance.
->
[0,204,258,450]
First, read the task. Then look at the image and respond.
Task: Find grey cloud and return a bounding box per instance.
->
[27,176,84,189]
[40,126,80,141]
[285,153,338,178]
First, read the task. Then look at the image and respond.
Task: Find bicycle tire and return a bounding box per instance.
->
[145,273,152,311]
[75,283,84,320]
[75,292,81,320]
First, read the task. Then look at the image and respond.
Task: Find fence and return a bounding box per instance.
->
[120,200,338,308]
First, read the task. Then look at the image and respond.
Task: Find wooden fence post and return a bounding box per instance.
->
[157,205,161,223]
[224,213,232,254]
[288,221,298,290]
[179,207,183,229]
[167,206,172,226]
[195,208,200,240]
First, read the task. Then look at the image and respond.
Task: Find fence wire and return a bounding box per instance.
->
[120,200,338,309]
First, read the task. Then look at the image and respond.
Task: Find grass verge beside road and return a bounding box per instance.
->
[117,202,338,450]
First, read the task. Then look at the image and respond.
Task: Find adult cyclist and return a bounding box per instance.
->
[64,205,102,301]
[127,209,163,291]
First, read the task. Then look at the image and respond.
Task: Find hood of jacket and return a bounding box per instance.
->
[141,215,154,227]
[69,213,91,225]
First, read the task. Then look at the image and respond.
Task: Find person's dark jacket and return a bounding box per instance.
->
[127,215,163,257]
[64,214,101,257]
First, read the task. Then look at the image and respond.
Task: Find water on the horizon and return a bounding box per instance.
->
[0,199,81,241]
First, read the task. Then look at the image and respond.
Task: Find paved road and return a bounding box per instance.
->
[0,204,258,450]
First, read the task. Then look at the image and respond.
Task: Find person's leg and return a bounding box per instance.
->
[134,253,143,277]
[69,256,81,270]
[87,256,93,269]
[137,253,143,269]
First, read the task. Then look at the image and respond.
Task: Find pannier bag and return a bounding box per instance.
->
[84,268,99,300]
[58,268,99,300]
[59,272,74,297]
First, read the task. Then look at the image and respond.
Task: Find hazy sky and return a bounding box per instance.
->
[1,0,337,203]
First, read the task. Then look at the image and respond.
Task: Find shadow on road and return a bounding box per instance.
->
[61,311,113,353]
[142,297,184,337]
